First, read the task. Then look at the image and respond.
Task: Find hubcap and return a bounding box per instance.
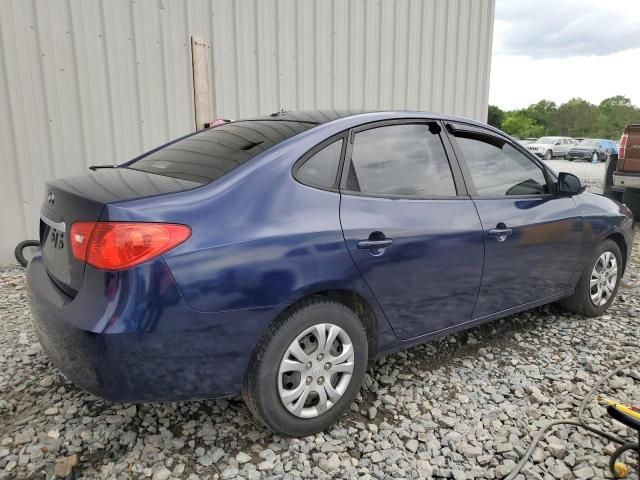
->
[590,251,618,307]
[277,323,355,418]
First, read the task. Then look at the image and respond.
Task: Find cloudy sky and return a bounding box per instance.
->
[489,0,640,109]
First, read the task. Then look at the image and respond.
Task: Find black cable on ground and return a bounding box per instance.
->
[504,357,640,480]
[14,240,39,267]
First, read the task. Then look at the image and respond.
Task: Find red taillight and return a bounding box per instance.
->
[70,222,191,270]
[620,134,628,160]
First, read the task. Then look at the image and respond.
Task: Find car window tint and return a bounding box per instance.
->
[296,139,343,188]
[127,120,314,183]
[345,124,456,197]
[455,132,549,196]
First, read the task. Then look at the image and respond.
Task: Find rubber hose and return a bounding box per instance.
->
[14,240,40,267]
[504,358,640,480]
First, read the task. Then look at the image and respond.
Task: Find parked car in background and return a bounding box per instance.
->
[607,124,640,219]
[567,138,618,163]
[27,111,633,436]
[518,138,538,146]
[526,136,576,160]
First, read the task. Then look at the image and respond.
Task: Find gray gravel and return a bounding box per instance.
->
[542,159,606,192]
[2,171,640,480]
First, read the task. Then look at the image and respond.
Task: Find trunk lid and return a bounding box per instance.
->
[618,124,640,173]
[39,168,200,294]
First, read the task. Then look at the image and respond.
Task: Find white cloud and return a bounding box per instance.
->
[495,0,640,58]
[489,48,640,109]
[490,0,640,109]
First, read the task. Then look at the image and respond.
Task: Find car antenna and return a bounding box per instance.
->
[270,109,289,117]
[88,164,117,171]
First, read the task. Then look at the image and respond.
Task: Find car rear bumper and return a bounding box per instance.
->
[613,172,640,189]
[26,255,278,402]
[567,152,591,160]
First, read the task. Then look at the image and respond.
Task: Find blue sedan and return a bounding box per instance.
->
[27,111,634,436]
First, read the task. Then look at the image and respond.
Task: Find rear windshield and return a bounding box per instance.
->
[126,120,314,183]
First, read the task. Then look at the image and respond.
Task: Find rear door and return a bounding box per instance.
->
[445,123,582,319]
[339,120,484,340]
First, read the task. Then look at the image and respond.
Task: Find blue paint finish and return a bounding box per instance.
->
[572,192,635,270]
[26,111,635,402]
[27,254,282,401]
[340,195,484,339]
[471,195,583,318]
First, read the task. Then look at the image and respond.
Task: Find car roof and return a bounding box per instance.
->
[246,110,368,124]
[241,109,505,132]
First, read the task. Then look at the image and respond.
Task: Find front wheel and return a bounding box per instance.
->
[560,239,622,317]
[544,150,553,160]
[592,151,599,163]
[243,298,368,436]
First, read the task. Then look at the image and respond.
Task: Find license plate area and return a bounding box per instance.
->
[41,215,72,285]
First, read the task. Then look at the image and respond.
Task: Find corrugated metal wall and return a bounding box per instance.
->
[0,0,494,264]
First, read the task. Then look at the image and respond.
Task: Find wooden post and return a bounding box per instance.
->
[191,35,213,130]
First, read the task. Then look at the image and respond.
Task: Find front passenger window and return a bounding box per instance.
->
[454,132,549,196]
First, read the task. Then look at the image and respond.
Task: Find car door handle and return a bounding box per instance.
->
[488,224,513,242]
[357,239,393,249]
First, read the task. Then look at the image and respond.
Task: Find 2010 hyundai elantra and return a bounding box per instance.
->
[27,111,633,436]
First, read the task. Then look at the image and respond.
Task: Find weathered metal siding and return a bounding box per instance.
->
[0,0,494,263]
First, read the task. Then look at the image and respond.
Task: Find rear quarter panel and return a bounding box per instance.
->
[103,122,398,350]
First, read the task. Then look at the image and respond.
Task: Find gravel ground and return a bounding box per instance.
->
[543,159,606,192]
[2,170,639,480]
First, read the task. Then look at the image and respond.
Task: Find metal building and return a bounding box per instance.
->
[0,0,495,263]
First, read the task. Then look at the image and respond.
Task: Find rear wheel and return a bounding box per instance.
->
[544,150,553,160]
[243,298,368,436]
[561,239,622,317]
[622,189,640,221]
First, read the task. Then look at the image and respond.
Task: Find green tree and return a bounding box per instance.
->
[524,100,558,135]
[555,98,597,137]
[487,105,505,129]
[494,95,639,139]
[594,95,638,138]
[501,111,545,138]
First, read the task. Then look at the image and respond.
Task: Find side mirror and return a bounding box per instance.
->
[557,172,586,196]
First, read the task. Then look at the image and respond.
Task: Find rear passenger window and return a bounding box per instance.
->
[344,124,457,197]
[454,132,549,196]
[296,139,343,189]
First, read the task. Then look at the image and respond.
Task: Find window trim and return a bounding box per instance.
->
[291,132,349,192]
[444,122,557,199]
[338,119,468,200]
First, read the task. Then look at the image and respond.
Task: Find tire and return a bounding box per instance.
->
[603,157,623,201]
[591,151,599,164]
[622,189,640,222]
[14,240,40,267]
[544,150,553,161]
[243,297,368,436]
[560,239,622,317]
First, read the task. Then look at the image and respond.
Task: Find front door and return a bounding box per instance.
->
[446,124,583,319]
[339,121,485,340]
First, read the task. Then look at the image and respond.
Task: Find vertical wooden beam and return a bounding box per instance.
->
[191,35,213,129]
